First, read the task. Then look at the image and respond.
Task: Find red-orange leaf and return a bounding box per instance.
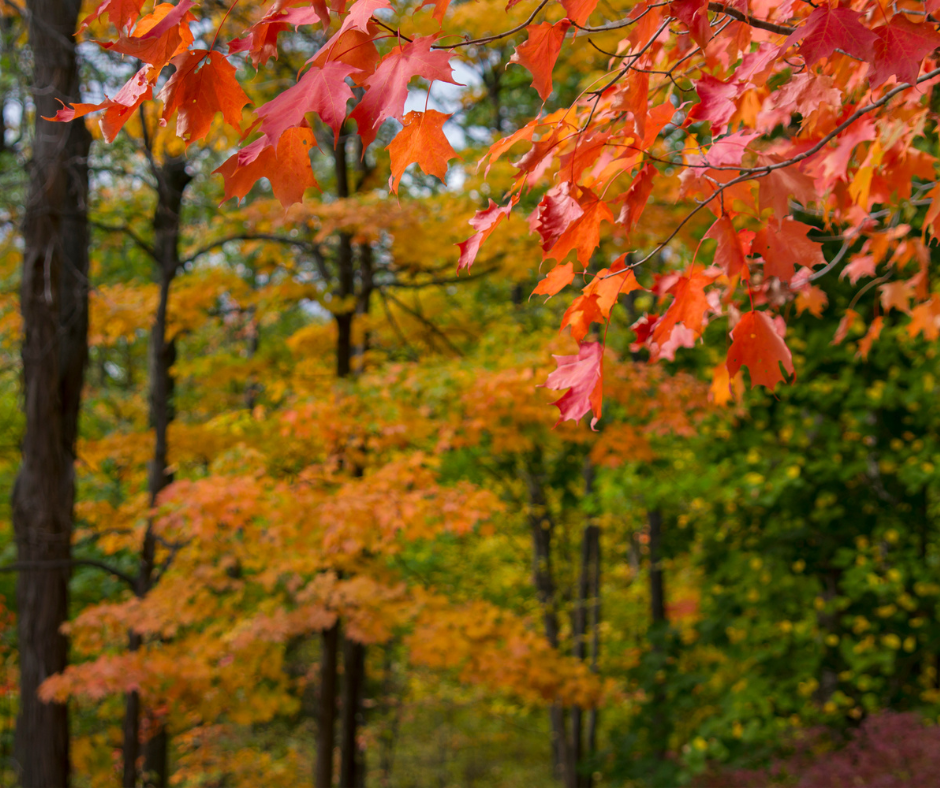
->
[387,110,457,193]
[81,0,147,32]
[157,50,250,146]
[727,310,794,390]
[541,341,604,429]
[509,20,571,102]
[752,219,825,284]
[561,0,598,26]
[704,213,748,279]
[870,16,940,88]
[215,127,320,209]
[532,262,576,299]
[103,1,195,71]
[784,2,878,66]
[546,191,614,265]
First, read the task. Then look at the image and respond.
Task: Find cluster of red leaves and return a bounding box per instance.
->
[59,0,940,426]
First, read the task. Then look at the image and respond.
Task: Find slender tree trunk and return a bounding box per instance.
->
[585,524,601,788]
[523,459,572,783]
[317,622,341,788]
[13,1,90,785]
[123,156,190,788]
[340,636,366,788]
[648,509,668,762]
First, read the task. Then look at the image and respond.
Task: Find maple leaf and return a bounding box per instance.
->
[870,16,940,88]
[532,262,575,299]
[784,3,878,66]
[533,183,583,252]
[752,220,826,283]
[649,266,715,351]
[541,341,604,429]
[670,0,710,49]
[310,24,381,79]
[687,75,741,133]
[727,310,794,390]
[158,50,250,146]
[706,130,760,167]
[418,0,451,24]
[774,72,842,118]
[581,257,641,319]
[617,164,656,234]
[81,0,147,33]
[857,315,884,359]
[228,22,289,69]
[215,127,319,208]
[704,214,748,279]
[45,65,153,143]
[832,308,860,344]
[880,279,914,314]
[254,61,358,150]
[795,284,828,317]
[545,191,614,265]
[509,20,571,102]
[757,157,817,224]
[561,0,598,27]
[561,293,605,341]
[457,199,514,271]
[387,110,458,193]
[103,0,195,71]
[350,36,459,148]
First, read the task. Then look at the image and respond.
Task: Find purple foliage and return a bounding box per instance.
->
[697,712,940,788]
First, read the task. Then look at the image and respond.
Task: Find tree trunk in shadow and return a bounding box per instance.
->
[317,622,341,788]
[13,1,91,785]
[123,155,191,788]
[648,509,668,762]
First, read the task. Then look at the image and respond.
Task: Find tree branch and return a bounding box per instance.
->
[181,233,316,265]
[91,220,156,260]
[0,558,137,588]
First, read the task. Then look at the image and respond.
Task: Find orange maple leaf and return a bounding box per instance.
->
[509,20,571,102]
[727,310,794,390]
[215,127,320,209]
[387,110,458,194]
[532,262,575,299]
[158,50,250,146]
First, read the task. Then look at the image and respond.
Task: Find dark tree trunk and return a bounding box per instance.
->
[523,459,572,783]
[123,155,190,788]
[13,1,90,785]
[585,524,601,788]
[648,509,668,761]
[340,637,366,788]
[317,622,341,788]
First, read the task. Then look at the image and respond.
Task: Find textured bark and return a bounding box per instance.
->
[316,622,341,788]
[340,638,366,788]
[123,156,190,788]
[13,0,90,785]
[523,458,572,783]
[648,509,668,762]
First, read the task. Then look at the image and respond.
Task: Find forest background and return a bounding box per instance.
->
[3,0,940,786]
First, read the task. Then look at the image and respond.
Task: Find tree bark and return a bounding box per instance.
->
[123,155,190,788]
[523,459,571,783]
[340,637,366,788]
[13,0,90,785]
[316,622,341,788]
[648,508,668,762]
[585,524,601,788]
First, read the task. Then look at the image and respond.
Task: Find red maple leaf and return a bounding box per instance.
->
[349,36,459,148]
[532,262,576,299]
[704,213,748,279]
[158,50,250,146]
[670,0,710,49]
[752,219,825,284]
[561,0,598,27]
[215,127,320,209]
[45,65,153,143]
[255,61,359,149]
[509,20,571,102]
[457,199,515,271]
[617,163,656,234]
[727,310,794,390]
[102,0,196,71]
[541,341,604,429]
[545,190,614,265]
[870,16,940,88]
[81,0,147,33]
[784,3,878,67]
[387,110,458,193]
[533,183,584,252]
